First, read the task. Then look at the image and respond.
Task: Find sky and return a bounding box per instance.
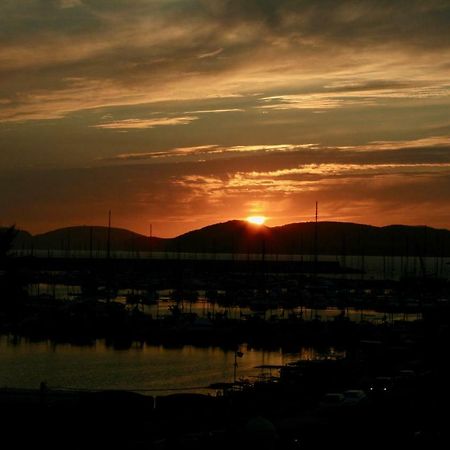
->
[0,0,449,237]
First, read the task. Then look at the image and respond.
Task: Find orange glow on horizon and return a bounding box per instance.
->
[246,216,267,225]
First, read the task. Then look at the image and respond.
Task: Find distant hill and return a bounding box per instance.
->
[7,226,166,252]
[5,221,450,256]
[169,221,450,256]
[168,220,272,253]
[270,222,450,257]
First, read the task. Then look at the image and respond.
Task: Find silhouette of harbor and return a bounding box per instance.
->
[1,224,449,448]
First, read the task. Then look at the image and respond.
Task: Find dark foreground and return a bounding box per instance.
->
[1,341,449,450]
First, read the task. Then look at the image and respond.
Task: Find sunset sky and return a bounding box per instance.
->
[1,0,449,237]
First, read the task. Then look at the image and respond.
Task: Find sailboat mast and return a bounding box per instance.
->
[89,226,93,259]
[107,210,111,260]
[314,201,318,274]
[149,223,153,258]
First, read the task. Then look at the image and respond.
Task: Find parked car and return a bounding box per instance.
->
[367,376,394,395]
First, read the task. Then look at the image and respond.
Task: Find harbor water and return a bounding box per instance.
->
[0,336,343,395]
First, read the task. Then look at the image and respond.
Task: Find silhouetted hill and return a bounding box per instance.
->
[12,226,166,252]
[7,221,450,256]
[168,220,272,253]
[170,221,450,256]
[270,222,450,257]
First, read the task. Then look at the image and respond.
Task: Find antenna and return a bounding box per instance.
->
[314,201,318,273]
[149,223,153,259]
[107,210,111,260]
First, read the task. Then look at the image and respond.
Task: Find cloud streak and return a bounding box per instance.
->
[1,1,450,234]
[173,162,450,198]
[102,144,318,162]
[91,116,199,130]
[260,83,450,110]
[101,136,450,163]
[0,1,449,122]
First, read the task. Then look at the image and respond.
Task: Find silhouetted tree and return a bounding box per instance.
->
[0,225,17,259]
[0,225,28,315]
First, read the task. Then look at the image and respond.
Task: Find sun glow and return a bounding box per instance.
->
[246,215,267,225]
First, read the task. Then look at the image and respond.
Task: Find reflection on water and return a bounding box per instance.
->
[26,285,422,323]
[139,299,421,323]
[0,336,343,395]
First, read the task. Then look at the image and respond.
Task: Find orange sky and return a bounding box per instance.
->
[1,1,450,237]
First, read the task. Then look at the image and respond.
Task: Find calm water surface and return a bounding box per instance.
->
[0,336,343,395]
[19,250,450,281]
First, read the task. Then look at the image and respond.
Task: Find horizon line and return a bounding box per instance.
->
[4,219,449,240]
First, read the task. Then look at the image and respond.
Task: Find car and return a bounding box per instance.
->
[367,376,394,395]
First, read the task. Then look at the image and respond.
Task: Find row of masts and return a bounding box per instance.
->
[18,203,448,280]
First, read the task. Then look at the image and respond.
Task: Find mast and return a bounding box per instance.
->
[107,210,111,260]
[89,226,93,259]
[149,223,153,258]
[106,210,112,302]
[314,201,318,276]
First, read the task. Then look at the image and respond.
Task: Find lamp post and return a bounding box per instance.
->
[233,349,244,384]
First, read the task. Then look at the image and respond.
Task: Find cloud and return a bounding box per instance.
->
[350,136,450,151]
[238,162,450,180]
[103,143,317,162]
[1,1,450,234]
[0,78,147,122]
[173,162,450,198]
[106,145,220,160]
[3,137,450,236]
[260,83,450,110]
[198,48,224,59]
[91,116,199,130]
[101,136,450,164]
[185,108,244,114]
[0,0,449,122]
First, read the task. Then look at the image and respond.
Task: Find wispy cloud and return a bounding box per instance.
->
[106,145,219,160]
[91,116,199,130]
[3,139,450,236]
[198,48,223,59]
[173,162,450,198]
[103,143,318,161]
[2,1,450,233]
[102,136,450,163]
[185,108,244,114]
[260,83,450,110]
[354,136,450,151]
[239,162,450,180]
[1,1,449,123]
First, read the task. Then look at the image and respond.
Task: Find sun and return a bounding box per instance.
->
[246,215,267,225]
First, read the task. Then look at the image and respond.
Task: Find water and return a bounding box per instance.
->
[25,285,423,323]
[0,336,342,395]
[16,250,450,281]
[334,254,450,280]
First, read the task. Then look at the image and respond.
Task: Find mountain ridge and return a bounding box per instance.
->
[3,220,450,256]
